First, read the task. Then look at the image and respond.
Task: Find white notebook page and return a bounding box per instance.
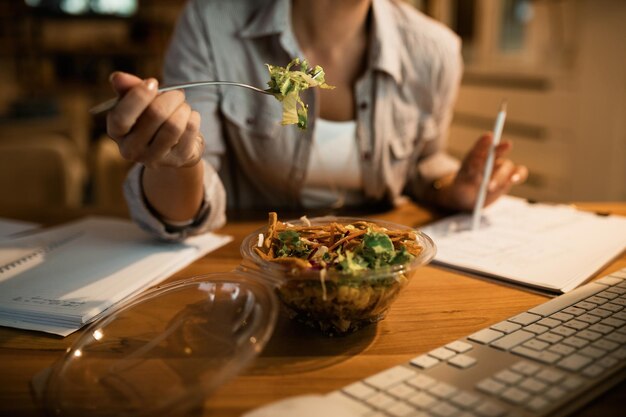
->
[422,196,626,293]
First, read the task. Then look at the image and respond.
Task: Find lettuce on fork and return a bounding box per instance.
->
[265,58,334,130]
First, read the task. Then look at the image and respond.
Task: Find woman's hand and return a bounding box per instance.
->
[435,133,528,211]
[106,71,204,169]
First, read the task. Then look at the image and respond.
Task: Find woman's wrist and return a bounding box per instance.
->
[142,161,205,222]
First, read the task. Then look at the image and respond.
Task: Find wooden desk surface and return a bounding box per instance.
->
[0,201,624,417]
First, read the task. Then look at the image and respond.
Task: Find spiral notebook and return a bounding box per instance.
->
[422,196,626,294]
[0,217,232,336]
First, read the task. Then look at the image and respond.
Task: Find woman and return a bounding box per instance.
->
[106,0,527,240]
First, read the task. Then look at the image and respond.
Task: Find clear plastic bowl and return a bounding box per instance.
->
[240,216,436,335]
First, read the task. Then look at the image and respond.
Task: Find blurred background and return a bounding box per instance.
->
[0,0,624,218]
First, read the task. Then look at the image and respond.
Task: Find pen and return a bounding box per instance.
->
[471,101,507,230]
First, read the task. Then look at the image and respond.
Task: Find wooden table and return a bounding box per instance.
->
[0,201,624,416]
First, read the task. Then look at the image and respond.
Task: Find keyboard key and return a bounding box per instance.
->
[408,391,437,409]
[537,332,563,343]
[448,354,477,369]
[511,361,541,376]
[523,323,549,334]
[581,364,605,378]
[430,401,460,417]
[509,312,541,325]
[600,303,623,313]
[407,374,437,390]
[537,317,561,328]
[445,340,473,353]
[545,386,567,400]
[560,375,585,390]
[449,391,480,409]
[562,336,589,348]
[557,353,593,372]
[410,354,439,370]
[518,377,547,393]
[365,366,415,390]
[588,308,613,318]
[551,312,574,322]
[491,321,522,334]
[596,356,619,368]
[576,314,601,324]
[578,345,606,359]
[387,401,416,417]
[602,317,625,328]
[563,319,588,331]
[476,378,506,395]
[522,339,550,350]
[597,290,619,300]
[605,331,626,344]
[491,330,535,350]
[343,382,376,400]
[527,396,550,412]
[588,323,614,334]
[500,386,530,405]
[576,329,602,341]
[494,369,523,385]
[428,382,457,399]
[474,400,506,417]
[469,328,504,344]
[511,346,562,364]
[536,368,565,384]
[551,326,577,337]
[575,301,598,310]
[547,343,576,356]
[592,338,618,351]
[365,392,396,408]
[429,347,456,360]
[586,295,610,305]
[386,383,416,400]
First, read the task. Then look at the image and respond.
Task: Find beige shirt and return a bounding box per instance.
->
[124,0,462,240]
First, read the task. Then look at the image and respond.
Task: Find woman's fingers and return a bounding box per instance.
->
[162,110,204,168]
[107,78,159,139]
[484,159,528,204]
[459,133,492,179]
[117,90,186,160]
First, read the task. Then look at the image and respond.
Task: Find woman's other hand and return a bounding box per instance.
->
[434,133,528,211]
[106,71,204,169]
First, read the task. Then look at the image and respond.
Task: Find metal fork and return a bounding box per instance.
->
[89,81,272,115]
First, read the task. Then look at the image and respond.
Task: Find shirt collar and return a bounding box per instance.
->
[238,0,301,58]
[239,0,403,83]
[370,0,403,84]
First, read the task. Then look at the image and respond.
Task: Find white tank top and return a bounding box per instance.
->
[301,118,364,208]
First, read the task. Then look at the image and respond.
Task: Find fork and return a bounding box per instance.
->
[89,81,273,115]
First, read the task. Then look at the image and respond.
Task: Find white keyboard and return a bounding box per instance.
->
[327,267,626,417]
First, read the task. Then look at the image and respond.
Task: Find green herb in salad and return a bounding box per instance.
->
[265,58,334,130]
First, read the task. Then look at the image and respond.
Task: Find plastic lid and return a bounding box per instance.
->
[40,272,278,417]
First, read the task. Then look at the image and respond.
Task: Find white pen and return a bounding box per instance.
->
[471,101,507,230]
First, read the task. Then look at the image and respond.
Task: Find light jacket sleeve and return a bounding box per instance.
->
[123,0,227,241]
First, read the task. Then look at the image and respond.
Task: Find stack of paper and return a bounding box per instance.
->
[422,196,626,293]
[0,217,232,336]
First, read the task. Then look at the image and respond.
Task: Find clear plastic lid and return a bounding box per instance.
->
[40,272,278,417]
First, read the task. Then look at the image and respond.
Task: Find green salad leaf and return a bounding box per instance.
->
[265,58,334,130]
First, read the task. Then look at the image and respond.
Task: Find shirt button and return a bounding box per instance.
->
[359,102,368,110]
[362,151,371,160]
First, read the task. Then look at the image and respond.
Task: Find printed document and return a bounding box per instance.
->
[0,217,232,336]
[422,196,626,293]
